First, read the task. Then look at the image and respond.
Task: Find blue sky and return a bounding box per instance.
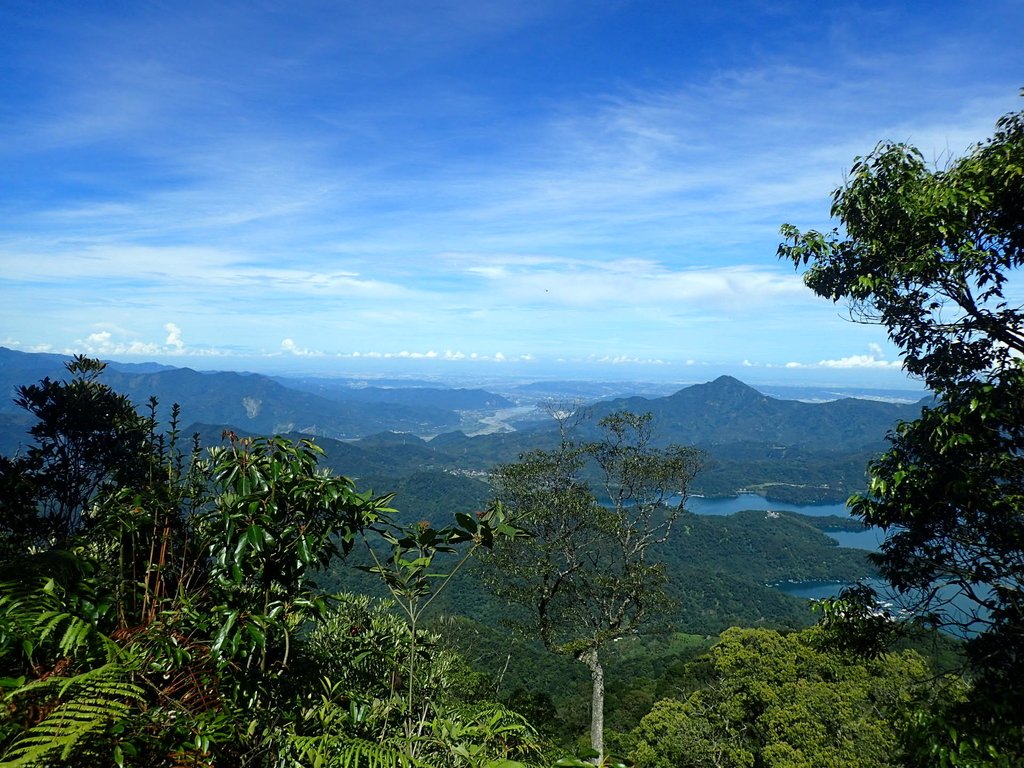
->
[1,1,1021,387]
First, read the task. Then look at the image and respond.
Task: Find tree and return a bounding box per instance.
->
[6,356,154,548]
[484,410,703,761]
[779,106,1024,392]
[779,102,1024,764]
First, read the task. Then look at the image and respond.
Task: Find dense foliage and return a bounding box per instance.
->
[631,627,935,768]
[0,359,539,767]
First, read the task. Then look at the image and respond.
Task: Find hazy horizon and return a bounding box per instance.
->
[1,345,927,399]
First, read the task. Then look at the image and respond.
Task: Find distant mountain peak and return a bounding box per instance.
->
[674,375,766,402]
[709,374,757,389]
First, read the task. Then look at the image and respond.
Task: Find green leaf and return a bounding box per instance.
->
[245,524,266,552]
[455,512,478,532]
[211,610,238,655]
[246,623,266,648]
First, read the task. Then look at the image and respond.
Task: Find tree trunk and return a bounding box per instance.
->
[581,648,605,763]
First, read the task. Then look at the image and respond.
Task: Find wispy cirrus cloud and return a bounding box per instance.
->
[1,1,1020,383]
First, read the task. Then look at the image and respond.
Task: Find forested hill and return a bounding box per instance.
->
[599,375,929,501]
[590,374,926,450]
[423,375,929,502]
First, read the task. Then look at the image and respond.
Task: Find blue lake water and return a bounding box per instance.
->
[690,495,984,636]
[827,528,885,550]
[685,493,850,518]
[685,493,882,551]
[776,579,986,638]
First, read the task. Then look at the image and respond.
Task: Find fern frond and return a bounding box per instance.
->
[35,609,104,659]
[285,735,424,768]
[1,574,115,672]
[0,581,59,664]
[0,662,145,767]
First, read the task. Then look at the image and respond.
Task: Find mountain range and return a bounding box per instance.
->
[0,347,508,450]
[0,346,927,505]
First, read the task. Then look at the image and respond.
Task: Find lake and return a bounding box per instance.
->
[673,493,987,636]
[690,496,984,636]
[685,493,883,551]
[685,493,850,518]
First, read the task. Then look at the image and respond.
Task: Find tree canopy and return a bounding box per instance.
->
[631,627,934,768]
[779,107,1024,391]
[780,101,1024,765]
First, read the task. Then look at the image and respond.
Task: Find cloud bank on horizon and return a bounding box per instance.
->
[1,1,1021,385]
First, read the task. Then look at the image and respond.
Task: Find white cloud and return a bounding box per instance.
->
[165,323,184,350]
[8,243,407,299]
[67,325,231,358]
[76,333,161,356]
[340,349,516,363]
[593,355,667,365]
[3,339,56,353]
[280,338,323,357]
[457,257,807,310]
[782,352,903,370]
[817,354,903,369]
